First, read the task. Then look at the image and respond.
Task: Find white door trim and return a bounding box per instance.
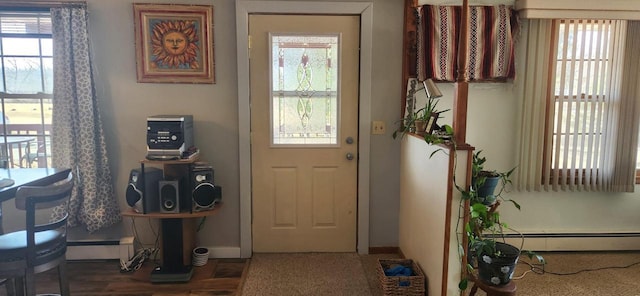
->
[235,1,373,258]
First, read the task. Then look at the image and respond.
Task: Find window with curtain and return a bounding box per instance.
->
[548,20,616,182]
[0,10,52,168]
[517,19,640,192]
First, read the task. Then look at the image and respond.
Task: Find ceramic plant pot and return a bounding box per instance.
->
[476,242,520,286]
[192,247,210,267]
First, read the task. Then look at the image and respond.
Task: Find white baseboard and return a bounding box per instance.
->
[207,247,242,258]
[66,237,241,261]
[502,233,640,251]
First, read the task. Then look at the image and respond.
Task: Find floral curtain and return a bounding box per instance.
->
[417,5,519,82]
[51,4,121,232]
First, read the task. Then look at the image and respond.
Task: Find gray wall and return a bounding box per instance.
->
[80,0,404,249]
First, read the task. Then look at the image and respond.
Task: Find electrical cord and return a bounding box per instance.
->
[120,216,163,273]
[120,247,158,273]
[130,217,160,250]
[514,258,640,279]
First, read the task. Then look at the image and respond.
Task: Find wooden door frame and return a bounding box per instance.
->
[236,1,373,258]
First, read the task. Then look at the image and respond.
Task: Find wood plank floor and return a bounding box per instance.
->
[0,259,248,296]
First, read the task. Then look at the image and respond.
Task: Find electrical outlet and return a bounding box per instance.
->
[372,121,386,135]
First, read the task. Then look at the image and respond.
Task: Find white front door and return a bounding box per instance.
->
[249,14,360,252]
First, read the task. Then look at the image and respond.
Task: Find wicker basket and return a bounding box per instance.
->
[377,259,426,296]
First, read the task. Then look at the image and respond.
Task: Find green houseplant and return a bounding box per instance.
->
[471,151,515,206]
[418,96,450,134]
[393,96,450,139]
[458,150,544,289]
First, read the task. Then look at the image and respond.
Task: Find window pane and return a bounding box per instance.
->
[2,37,40,56]
[41,38,52,56]
[551,20,613,171]
[0,12,53,168]
[0,98,48,125]
[0,14,52,34]
[554,21,612,97]
[0,76,4,93]
[42,57,53,93]
[3,57,43,94]
[270,34,339,146]
[553,134,600,169]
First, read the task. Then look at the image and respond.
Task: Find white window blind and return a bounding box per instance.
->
[517,19,640,192]
[548,19,617,190]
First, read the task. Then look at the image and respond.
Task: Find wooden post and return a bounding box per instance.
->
[400,0,419,120]
[456,0,472,291]
[453,0,470,145]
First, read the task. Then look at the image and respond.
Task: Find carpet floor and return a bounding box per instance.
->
[241,253,378,296]
[241,251,640,296]
[509,251,640,296]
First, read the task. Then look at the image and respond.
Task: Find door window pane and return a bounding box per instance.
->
[270,34,339,146]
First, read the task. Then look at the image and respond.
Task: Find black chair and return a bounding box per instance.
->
[0,172,73,296]
[20,143,47,168]
[0,202,16,295]
[0,174,16,295]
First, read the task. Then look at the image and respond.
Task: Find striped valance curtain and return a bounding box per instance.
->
[417,5,518,82]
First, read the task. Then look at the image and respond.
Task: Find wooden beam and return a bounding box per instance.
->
[453,83,468,144]
[453,0,470,145]
[400,0,418,120]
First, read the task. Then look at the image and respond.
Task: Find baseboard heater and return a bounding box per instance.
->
[66,237,134,261]
[488,232,640,251]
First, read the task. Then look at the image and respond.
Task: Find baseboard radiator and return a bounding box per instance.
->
[66,237,134,261]
[498,232,640,251]
[66,239,242,261]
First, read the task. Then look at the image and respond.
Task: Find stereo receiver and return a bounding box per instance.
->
[146,115,193,160]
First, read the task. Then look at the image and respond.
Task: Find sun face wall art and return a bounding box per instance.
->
[133,4,214,83]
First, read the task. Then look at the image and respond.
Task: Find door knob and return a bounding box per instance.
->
[346,152,354,160]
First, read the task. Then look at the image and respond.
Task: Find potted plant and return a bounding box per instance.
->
[393,96,450,139]
[458,151,544,289]
[413,108,429,134]
[471,151,515,206]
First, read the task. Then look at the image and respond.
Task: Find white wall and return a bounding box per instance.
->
[399,135,471,296]
[399,136,450,296]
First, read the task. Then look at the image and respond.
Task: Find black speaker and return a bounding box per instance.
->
[192,167,222,212]
[159,180,180,213]
[126,167,163,213]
